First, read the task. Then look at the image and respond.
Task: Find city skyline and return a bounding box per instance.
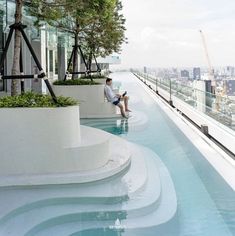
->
[117,0,235,69]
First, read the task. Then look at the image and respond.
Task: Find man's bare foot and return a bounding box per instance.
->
[125,109,131,112]
[121,113,129,119]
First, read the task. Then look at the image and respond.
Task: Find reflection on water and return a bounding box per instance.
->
[117,119,129,135]
[81,118,129,136]
[69,211,127,236]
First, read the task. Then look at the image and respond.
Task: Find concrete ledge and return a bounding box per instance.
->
[0,126,131,187]
[79,102,118,118]
[0,106,81,175]
[53,85,118,118]
[0,105,126,183]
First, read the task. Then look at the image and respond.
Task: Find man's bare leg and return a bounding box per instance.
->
[124,96,131,112]
[117,103,128,118]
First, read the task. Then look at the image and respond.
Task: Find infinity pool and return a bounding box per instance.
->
[81,72,235,236]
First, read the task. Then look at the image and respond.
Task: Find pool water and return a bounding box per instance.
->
[80,72,235,236]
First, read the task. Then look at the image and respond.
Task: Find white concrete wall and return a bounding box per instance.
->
[53,85,117,118]
[0,106,83,175]
[92,78,107,84]
[0,106,115,178]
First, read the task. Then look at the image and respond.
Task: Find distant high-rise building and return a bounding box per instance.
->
[193,67,201,80]
[181,70,189,79]
[172,68,178,74]
[144,66,147,73]
[226,66,235,77]
[226,80,235,96]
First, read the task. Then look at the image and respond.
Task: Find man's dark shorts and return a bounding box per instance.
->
[113,98,121,105]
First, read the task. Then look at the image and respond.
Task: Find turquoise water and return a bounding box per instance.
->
[81,72,235,236]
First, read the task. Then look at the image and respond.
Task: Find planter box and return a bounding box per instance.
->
[53,84,118,118]
[0,106,83,175]
[92,78,107,84]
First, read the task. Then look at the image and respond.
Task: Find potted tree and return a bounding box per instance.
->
[0,0,85,178]
[81,0,126,84]
[30,0,126,118]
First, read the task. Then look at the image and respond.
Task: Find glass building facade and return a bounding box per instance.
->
[0,0,73,94]
[0,0,112,95]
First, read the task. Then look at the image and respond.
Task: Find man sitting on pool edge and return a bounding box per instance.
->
[104,78,131,118]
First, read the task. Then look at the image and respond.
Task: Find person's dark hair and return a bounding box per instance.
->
[106,78,112,83]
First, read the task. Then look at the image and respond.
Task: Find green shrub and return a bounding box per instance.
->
[0,92,78,108]
[79,75,106,80]
[53,79,100,86]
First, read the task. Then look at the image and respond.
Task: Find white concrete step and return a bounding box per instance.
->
[0,142,147,222]
[81,110,148,133]
[80,102,120,118]
[64,126,112,171]
[0,144,175,236]
[24,146,176,236]
[0,144,162,236]
[0,126,131,187]
[121,148,177,228]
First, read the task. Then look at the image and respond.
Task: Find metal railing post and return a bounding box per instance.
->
[169,79,173,106]
[155,77,158,94]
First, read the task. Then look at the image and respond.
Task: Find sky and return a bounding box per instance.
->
[116,0,235,69]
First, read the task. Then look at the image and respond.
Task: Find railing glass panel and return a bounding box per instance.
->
[135,71,235,132]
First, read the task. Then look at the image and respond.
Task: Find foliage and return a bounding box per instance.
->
[82,0,126,59]
[28,0,126,58]
[53,79,100,86]
[0,92,78,108]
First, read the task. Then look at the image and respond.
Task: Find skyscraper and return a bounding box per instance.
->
[181,70,189,79]
[193,67,201,80]
[226,66,235,77]
[226,80,235,96]
[144,66,147,73]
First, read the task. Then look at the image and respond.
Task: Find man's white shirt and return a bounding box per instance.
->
[104,85,118,103]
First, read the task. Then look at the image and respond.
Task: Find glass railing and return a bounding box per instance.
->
[135,71,235,132]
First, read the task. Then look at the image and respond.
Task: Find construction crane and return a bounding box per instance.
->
[199,30,223,112]
[199,30,216,90]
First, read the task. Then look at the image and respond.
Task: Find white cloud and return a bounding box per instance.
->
[117,0,235,68]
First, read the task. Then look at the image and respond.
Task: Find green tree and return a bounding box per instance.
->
[29,0,126,76]
[81,0,126,70]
